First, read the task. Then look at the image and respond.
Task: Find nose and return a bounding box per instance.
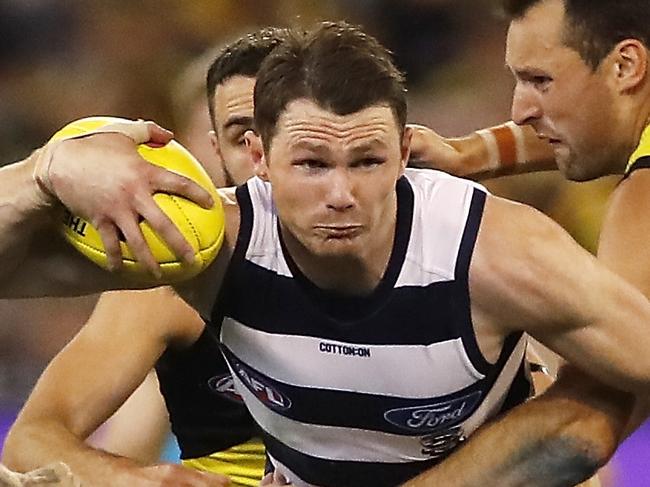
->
[326,168,355,212]
[511,83,542,126]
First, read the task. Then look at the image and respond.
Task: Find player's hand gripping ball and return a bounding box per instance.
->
[51,116,225,282]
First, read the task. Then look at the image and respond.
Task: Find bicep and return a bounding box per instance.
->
[471,196,650,393]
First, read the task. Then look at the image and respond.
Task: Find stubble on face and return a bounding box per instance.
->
[264,99,407,292]
[506,0,620,181]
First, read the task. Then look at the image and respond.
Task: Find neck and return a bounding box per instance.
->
[632,94,650,148]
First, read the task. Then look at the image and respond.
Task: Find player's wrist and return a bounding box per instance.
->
[474,121,527,176]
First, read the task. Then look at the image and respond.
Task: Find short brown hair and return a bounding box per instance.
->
[502,0,650,70]
[254,21,407,152]
[206,27,289,131]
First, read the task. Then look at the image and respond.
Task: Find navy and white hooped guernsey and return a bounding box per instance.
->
[210,169,530,487]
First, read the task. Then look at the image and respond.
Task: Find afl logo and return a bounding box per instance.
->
[229,358,292,411]
[384,391,481,433]
[207,373,244,403]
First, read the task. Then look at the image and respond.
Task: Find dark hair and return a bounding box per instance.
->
[206,27,288,130]
[502,0,650,70]
[254,21,407,152]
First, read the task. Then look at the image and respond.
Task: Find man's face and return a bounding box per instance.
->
[210,75,257,186]
[506,0,619,181]
[259,98,409,260]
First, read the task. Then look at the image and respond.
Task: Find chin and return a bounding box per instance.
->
[308,237,365,259]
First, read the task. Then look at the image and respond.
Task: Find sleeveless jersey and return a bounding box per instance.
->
[156,327,265,486]
[210,169,531,487]
[624,124,650,177]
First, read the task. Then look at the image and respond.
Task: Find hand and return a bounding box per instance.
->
[133,464,230,487]
[0,462,80,487]
[35,120,214,275]
[407,124,463,175]
[260,472,292,486]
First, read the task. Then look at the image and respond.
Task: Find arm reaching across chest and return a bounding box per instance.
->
[470,194,650,396]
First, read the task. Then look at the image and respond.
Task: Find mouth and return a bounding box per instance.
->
[314,225,363,239]
[538,133,562,145]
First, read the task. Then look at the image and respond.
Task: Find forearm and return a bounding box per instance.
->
[410,122,556,181]
[2,419,149,487]
[0,153,55,276]
[402,368,631,487]
[454,123,556,180]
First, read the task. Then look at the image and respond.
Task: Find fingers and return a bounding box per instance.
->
[98,120,173,147]
[144,121,174,147]
[150,166,214,209]
[95,219,123,272]
[136,196,196,266]
[154,464,230,487]
[260,472,291,486]
[113,210,162,278]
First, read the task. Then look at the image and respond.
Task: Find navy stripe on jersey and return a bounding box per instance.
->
[156,327,257,459]
[264,434,443,487]
[496,358,533,416]
[624,155,650,178]
[234,183,254,262]
[222,267,484,345]
[210,170,529,485]
[220,344,483,435]
[278,177,414,322]
[454,190,492,375]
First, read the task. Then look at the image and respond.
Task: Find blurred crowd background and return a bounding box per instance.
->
[0,0,645,485]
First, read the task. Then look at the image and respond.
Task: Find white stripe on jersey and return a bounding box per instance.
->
[232,372,434,463]
[397,172,479,286]
[229,334,526,465]
[246,176,292,277]
[222,316,484,398]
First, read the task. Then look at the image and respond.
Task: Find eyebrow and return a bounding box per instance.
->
[290,136,389,153]
[223,115,254,131]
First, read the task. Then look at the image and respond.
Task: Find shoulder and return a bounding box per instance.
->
[404,167,488,193]
[598,168,650,295]
[601,169,650,247]
[96,287,204,348]
[470,195,583,306]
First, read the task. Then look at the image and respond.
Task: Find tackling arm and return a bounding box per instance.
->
[0,120,215,298]
[1,287,227,487]
[472,195,650,397]
[408,122,556,180]
[402,365,631,487]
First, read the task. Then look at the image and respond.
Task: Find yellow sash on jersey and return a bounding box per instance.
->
[625,124,650,174]
[182,438,265,487]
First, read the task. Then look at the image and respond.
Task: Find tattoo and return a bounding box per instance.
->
[504,437,601,486]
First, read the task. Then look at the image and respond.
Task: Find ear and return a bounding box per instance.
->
[399,125,413,177]
[612,39,648,93]
[245,130,269,181]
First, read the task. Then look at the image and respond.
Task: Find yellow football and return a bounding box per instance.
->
[52,116,224,282]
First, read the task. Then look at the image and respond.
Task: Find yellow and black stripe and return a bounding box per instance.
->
[182,438,266,487]
[624,125,650,178]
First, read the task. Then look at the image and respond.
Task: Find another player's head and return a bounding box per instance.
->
[504,0,650,181]
[246,21,411,262]
[207,27,288,186]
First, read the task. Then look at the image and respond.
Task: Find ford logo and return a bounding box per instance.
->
[384,391,482,433]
